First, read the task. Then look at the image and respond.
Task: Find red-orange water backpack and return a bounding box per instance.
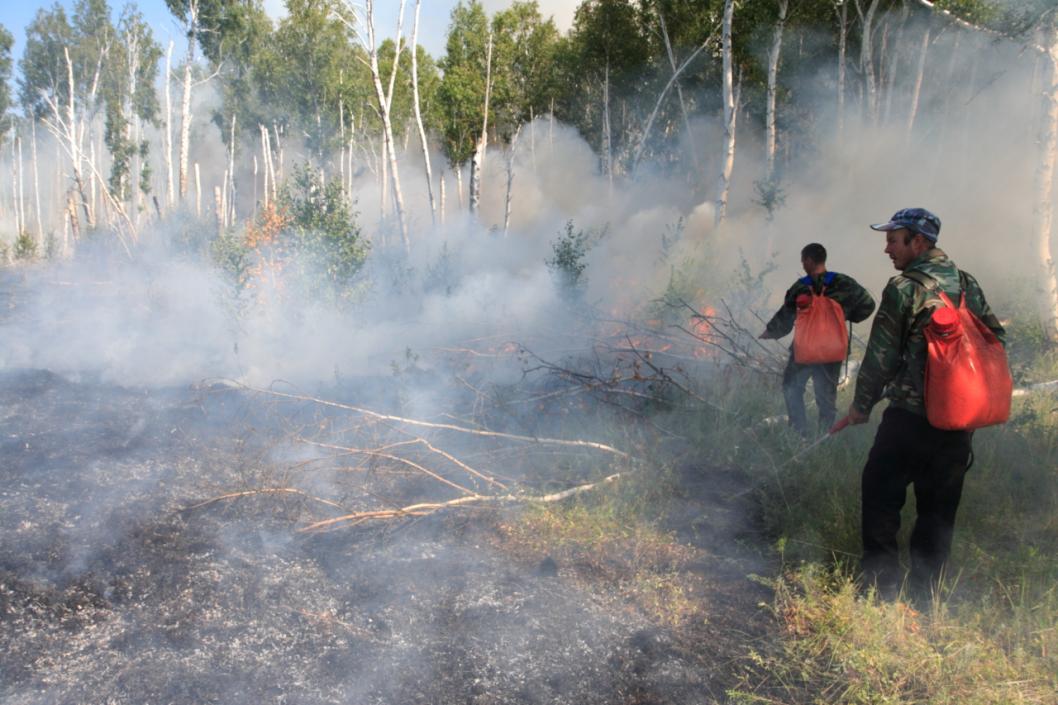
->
[905,270,1012,431]
[793,272,848,364]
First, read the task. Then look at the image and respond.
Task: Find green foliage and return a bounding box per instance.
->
[753,177,787,221]
[438,0,491,166]
[0,24,12,139]
[546,220,603,299]
[13,232,37,261]
[277,164,370,304]
[103,6,161,205]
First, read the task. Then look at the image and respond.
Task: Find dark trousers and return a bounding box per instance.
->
[861,406,973,597]
[782,355,841,437]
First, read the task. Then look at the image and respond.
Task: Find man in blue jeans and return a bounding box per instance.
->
[761,243,876,437]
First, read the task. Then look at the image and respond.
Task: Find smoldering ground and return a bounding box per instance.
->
[0,12,1052,704]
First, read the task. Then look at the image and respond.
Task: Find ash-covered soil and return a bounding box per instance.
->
[0,327,771,703]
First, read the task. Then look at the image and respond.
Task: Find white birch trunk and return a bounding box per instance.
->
[11,135,21,237]
[359,0,409,249]
[16,133,25,237]
[178,1,199,202]
[502,126,520,237]
[227,113,236,227]
[411,0,436,225]
[906,23,931,139]
[469,32,493,216]
[64,46,91,229]
[603,62,613,191]
[164,40,175,209]
[836,1,848,136]
[766,0,789,180]
[31,121,43,249]
[854,0,882,124]
[1036,28,1058,338]
[715,0,737,227]
[439,166,446,225]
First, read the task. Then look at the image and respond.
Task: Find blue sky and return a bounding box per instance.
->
[0,0,577,72]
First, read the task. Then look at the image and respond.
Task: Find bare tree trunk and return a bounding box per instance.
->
[411,0,436,226]
[881,4,909,125]
[164,40,175,209]
[178,0,200,203]
[11,134,21,237]
[351,0,409,250]
[227,113,236,227]
[658,11,702,177]
[715,0,737,227]
[66,191,79,255]
[339,98,346,195]
[766,0,789,180]
[549,97,555,156]
[602,62,613,191]
[64,47,92,229]
[214,185,223,236]
[854,0,882,125]
[470,31,493,216]
[179,37,194,202]
[16,133,26,237]
[906,22,931,139]
[1036,27,1058,338]
[836,0,848,136]
[31,120,43,250]
[502,126,521,237]
[439,166,446,225]
[631,33,712,178]
[195,162,202,217]
[456,165,464,210]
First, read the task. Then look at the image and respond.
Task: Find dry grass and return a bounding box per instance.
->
[494,500,703,628]
[730,567,1056,705]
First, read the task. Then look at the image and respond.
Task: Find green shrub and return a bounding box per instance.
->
[547,220,604,300]
[13,232,37,260]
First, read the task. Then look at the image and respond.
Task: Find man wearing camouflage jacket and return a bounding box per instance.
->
[848,208,1005,598]
[761,243,876,437]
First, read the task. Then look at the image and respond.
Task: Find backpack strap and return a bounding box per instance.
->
[902,269,961,309]
[799,271,837,292]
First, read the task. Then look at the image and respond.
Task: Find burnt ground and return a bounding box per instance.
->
[0,274,775,705]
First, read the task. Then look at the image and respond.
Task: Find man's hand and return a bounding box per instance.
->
[847,404,869,425]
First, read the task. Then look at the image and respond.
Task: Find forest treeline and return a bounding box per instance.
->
[0,0,1057,323]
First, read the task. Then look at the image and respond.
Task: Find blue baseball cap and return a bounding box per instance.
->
[870,207,941,241]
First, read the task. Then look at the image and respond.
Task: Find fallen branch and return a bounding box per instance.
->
[180,487,346,514]
[219,381,634,460]
[298,471,628,533]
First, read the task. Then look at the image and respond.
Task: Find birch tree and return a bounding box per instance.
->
[410,0,436,224]
[103,7,161,218]
[715,0,736,227]
[0,26,12,142]
[438,1,490,212]
[765,0,789,180]
[336,0,411,250]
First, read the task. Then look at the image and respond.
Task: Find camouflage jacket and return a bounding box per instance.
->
[762,271,877,341]
[852,248,1006,416]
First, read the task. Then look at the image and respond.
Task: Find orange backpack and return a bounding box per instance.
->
[908,271,1012,431]
[792,275,848,364]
